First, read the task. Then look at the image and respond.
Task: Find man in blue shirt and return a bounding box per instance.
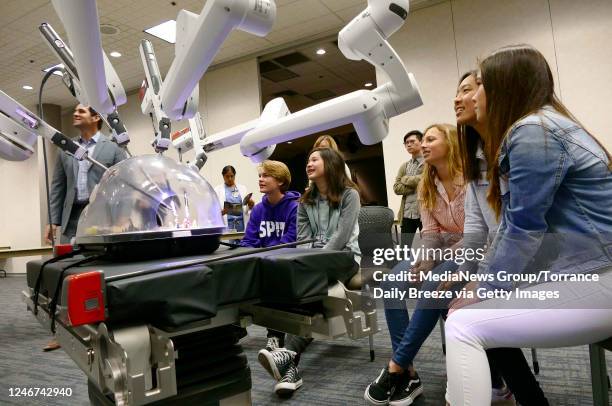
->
[45,104,127,244]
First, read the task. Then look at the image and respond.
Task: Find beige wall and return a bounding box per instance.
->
[382,0,612,218]
[198,59,263,198]
[0,103,61,273]
[1,59,261,273]
[3,0,611,272]
[0,141,44,273]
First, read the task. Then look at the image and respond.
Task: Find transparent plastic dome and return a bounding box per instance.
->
[75,154,225,245]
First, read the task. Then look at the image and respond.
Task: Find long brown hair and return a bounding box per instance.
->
[301,147,358,209]
[456,70,485,183]
[313,134,339,151]
[418,124,462,210]
[481,45,612,218]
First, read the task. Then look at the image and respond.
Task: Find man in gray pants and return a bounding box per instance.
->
[42,104,127,351]
[394,130,424,248]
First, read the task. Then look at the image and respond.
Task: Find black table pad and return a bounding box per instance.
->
[26,247,355,328]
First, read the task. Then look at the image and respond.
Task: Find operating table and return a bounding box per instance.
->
[23,245,379,405]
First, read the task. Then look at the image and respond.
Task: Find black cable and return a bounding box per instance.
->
[37,66,65,248]
[32,249,83,315]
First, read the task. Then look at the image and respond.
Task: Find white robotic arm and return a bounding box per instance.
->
[239,0,422,162]
[139,0,276,153]
[160,0,276,121]
[139,39,173,152]
[170,111,208,169]
[0,90,107,170]
[39,20,130,147]
[49,0,126,115]
[338,0,421,116]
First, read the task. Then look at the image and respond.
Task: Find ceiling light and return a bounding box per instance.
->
[144,20,176,44]
[22,85,33,90]
[42,63,64,76]
[287,141,293,144]
[316,48,326,55]
[109,51,122,58]
[364,82,373,87]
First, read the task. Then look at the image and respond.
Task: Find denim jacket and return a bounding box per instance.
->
[479,107,612,292]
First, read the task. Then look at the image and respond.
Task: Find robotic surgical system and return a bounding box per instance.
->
[1,0,425,404]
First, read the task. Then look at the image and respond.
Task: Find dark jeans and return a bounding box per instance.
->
[382,260,460,364]
[382,260,549,405]
[285,335,313,365]
[400,217,421,248]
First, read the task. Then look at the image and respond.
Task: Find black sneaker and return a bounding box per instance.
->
[265,336,282,352]
[364,367,401,405]
[389,372,423,406]
[274,362,303,397]
[258,348,295,381]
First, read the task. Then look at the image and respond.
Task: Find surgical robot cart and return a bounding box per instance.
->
[22,154,378,405]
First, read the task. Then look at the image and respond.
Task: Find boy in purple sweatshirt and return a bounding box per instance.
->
[240,160,300,351]
[240,160,299,248]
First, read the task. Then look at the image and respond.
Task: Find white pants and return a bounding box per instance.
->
[445,269,612,406]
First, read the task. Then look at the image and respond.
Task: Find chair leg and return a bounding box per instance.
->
[369,334,375,361]
[439,317,446,355]
[590,343,610,406]
[531,348,540,375]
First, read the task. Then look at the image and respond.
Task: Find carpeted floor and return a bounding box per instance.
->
[0,274,609,405]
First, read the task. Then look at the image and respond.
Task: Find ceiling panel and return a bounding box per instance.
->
[319,0,365,13]
[0,0,440,108]
[273,0,332,30]
[334,4,369,22]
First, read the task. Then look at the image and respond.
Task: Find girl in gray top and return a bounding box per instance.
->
[258,147,361,398]
[298,147,361,265]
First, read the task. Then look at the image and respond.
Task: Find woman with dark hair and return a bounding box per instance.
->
[214,165,254,232]
[451,70,549,405]
[257,147,361,397]
[446,45,612,405]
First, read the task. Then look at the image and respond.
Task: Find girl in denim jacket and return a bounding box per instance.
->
[446,45,612,405]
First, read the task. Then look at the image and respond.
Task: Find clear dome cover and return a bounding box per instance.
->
[75,154,225,245]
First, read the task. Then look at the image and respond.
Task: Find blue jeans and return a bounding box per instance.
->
[381,260,460,368]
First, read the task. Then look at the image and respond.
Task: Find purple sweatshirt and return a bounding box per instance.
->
[240,191,300,248]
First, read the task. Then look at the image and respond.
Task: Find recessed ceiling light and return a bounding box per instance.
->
[316,48,326,55]
[42,63,64,76]
[287,141,293,144]
[22,85,33,90]
[109,51,122,58]
[144,20,176,44]
[364,82,373,87]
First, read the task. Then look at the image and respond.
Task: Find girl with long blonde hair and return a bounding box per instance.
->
[365,123,465,406]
